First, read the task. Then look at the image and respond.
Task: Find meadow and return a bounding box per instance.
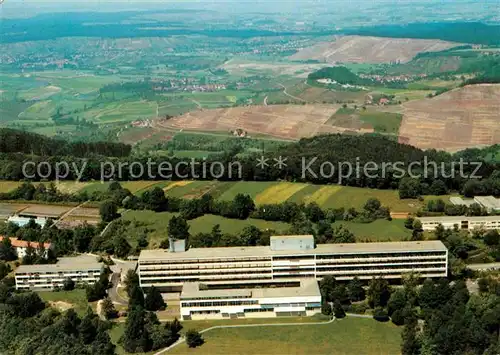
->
[0,180,441,213]
[169,316,402,355]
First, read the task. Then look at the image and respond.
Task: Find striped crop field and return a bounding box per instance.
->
[254,183,309,205]
[303,185,342,206]
[0,180,448,213]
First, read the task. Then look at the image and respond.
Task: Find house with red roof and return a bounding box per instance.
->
[0,236,52,258]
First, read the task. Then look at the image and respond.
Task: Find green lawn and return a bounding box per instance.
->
[170,316,402,355]
[339,219,411,241]
[189,214,290,235]
[38,289,91,316]
[121,210,291,246]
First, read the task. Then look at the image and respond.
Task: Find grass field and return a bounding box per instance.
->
[339,219,412,241]
[0,181,22,193]
[121,210,291,246]
[170,316,402,355]
[38,289,91,316]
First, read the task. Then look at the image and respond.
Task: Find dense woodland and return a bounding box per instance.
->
[1,130,499,197]
[0,128,131,158]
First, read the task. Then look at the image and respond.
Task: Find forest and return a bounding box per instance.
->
[1,130,500,196]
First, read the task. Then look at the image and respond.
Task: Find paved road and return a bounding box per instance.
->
[467,262,500,271]
[108,272,128,306]
[153,316,335,354]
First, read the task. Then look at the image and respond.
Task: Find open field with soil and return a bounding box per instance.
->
[169,316,402,355]
[399,84,500,151]
[154,104,388,140]
[290,35,460,64]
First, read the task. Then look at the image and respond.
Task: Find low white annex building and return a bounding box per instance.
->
[180,279,322,320]
[418,216,500,231]
[15,255,104,290]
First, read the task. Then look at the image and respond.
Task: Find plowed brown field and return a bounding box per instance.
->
[398,84,500,151]
[155,104,374,140]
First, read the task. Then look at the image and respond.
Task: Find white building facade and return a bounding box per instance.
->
[418,216,500,231]
[138,237,448,291]
[15,257,104,290]
[180,279,322,320]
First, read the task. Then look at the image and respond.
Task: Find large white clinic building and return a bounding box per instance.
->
[138,236,448,291]
[15,256,104,290]
[418,216,500,231]
[180,279,322,320]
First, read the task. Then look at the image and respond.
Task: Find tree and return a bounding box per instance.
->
[484,230,499,246]
[347,277,366,302]
[99,200,119,223]
[165,318,183,334]
[62,277,75,291]
[168,216,190,240]
[113,235,131,258]
[185,330,204,348]
[368,277,391,308]
[387,289,407,316]
[0,237,17,261]
[304,202,325,222]
[321,301,332,316]
[333,300,346,318]
[120,307,150,353]
[319,275,337,302]
[477,277,490,294]
[232,194,255,219]
[124,270,140,296]
[404,216,415,230]
[399,178,421,199]
[144,187,168,212]
[101,297,118,319]
[373,307,390,322]
[145,286,166,311]
[128,284,145,310]
[364,198,381,213]
[79,308,97,344]
[401,316,420,355]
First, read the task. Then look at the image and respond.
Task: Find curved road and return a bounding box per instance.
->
[278,83,306,103]
[154,316,335,354]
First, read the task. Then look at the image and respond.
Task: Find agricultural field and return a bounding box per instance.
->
[170,316,402,355]
[327,107,402,134]
[340,219,412,241]
[290,35,461,64]
[399,84,500,151]
[155,104,389,140]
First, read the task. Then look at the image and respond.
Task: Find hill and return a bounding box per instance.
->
[290,35,460,64]
[153,104,377,141]
[399,84,500,151]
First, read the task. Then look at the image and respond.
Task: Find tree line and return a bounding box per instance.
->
[1,134,499,196]
[0,128,131,158]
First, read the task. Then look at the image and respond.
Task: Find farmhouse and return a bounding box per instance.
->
[14,255,104,290]
[418,216,500,231]
[0,236,52,258]
[180,279,322,321]
[138,236,448,292]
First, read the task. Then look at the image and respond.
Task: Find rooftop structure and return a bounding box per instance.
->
[474,196,500,212]
[180,279,322,320]
[269,235,314,251]
[449,197,477,207]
